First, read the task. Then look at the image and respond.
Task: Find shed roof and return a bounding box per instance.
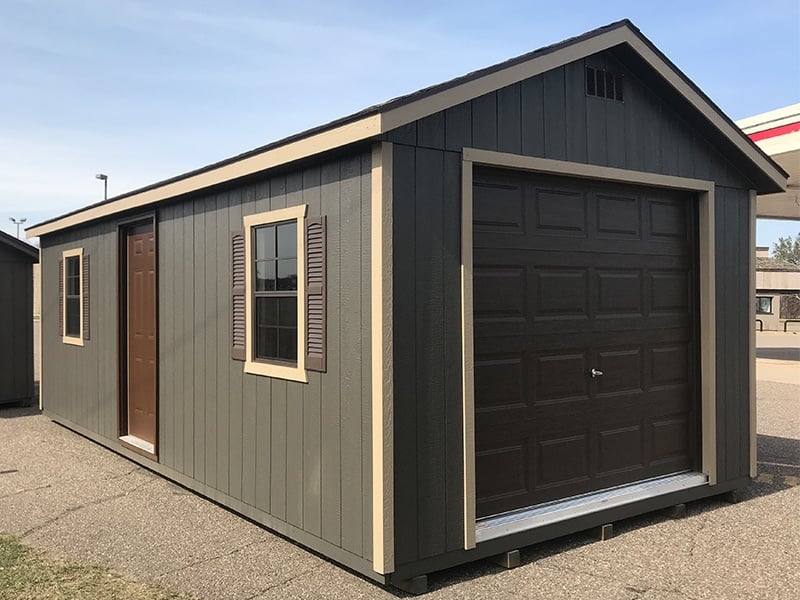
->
[756,256,800,272]
[27,19,788,238]
[0,229,39,262]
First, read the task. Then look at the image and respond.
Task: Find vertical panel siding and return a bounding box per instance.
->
[392,143,418,562]
[40,222,118,441]
[228,189,245,501]
[320,161,342,546]
[389,48,755,568]
[301,167,323,538]
[216,192,231,496]
[40,150,373,567]
[340,155,364,555]
[0,252,34,403]
[159,206,174,468]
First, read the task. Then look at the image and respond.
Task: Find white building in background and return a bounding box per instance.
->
[755,247,800,331]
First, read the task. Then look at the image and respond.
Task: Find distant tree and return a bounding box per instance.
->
[773,233,800,266]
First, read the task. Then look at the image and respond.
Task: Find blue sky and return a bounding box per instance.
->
[1,0,798,247]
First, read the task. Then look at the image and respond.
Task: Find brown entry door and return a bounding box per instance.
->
[473,168,698,519]
[125,223,157,445]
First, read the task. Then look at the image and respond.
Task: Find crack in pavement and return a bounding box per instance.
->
[19,478,156,538]
[686,517,709,558]
[242,565,318,600]
[155,538,266,579]
[0,483,52,500]
[107,467,143,480]
[540,561,698,600]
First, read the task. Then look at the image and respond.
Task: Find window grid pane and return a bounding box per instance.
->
[252,220,299,364]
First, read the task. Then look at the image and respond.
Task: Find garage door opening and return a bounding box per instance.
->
[471,166,701,519]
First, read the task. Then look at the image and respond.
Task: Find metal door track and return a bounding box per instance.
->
[476,471,707,543]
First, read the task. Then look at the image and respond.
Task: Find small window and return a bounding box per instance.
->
[60,248,87,346]
[242,205,308,382]
[65,256,80,336]
[586,66,624,102]
[253,221,298,363]
[756,296,773,315]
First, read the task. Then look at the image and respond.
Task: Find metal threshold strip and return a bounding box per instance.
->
[120,435,155,455]
[476,471,708,543]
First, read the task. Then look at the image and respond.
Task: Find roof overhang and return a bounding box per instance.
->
[27,20,788,239]
[0,230,39,261]
[737,104,800,221]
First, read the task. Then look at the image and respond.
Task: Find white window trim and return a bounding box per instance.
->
[243,204,308,382]
[62,247,84,347]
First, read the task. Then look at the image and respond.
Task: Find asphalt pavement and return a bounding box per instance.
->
[1,334,798,599]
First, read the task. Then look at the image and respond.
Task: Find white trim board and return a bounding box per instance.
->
[370,142,395,574]
[61,247,84,347]
[27,22,784,239]
[460,149,718,547]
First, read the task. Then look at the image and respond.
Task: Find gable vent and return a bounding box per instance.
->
[586,66,624,102]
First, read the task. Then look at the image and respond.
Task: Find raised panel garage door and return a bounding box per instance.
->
[473,166,699,519]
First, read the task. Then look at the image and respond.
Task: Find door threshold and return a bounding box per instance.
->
[476,471,707,543]
[119,435,155,456]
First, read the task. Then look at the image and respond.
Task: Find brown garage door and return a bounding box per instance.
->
[473,167,699,519]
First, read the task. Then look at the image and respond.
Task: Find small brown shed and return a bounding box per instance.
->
[27,20,788,593]
[0,229,38,406]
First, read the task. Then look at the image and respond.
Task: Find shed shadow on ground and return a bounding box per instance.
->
[0,405,39,418]
[423,434,799,594]
[756,347,800,361]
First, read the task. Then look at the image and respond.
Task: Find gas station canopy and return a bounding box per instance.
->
[737,104,800,221]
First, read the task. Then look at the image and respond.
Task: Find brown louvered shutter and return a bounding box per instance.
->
[305,216,326,372]
[231,230,246,361]
[82,255,90,340]
[58,259,64,337]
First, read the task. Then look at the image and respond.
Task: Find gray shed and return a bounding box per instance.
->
[28,20,787,593]
[0,230,38,406]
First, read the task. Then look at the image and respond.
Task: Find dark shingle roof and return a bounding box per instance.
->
[0,229,39,261]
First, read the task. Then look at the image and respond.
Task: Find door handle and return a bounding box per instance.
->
[590,368,604,378]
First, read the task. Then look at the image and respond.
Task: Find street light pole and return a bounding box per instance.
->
[95,173,108,200]
[9,217,26,239]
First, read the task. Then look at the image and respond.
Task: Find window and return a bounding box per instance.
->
[756,296,773,314]
[65,256,80,336]
[586,66,624,102]
[60,248,88,346]
[241,205,309,381]
[253,221,298,363]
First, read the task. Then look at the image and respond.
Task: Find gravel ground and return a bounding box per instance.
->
[0,371,797,599]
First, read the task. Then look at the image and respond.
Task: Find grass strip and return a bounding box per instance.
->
[0,533,190,600]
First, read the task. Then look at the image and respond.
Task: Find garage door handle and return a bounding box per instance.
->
[591,368,604,378]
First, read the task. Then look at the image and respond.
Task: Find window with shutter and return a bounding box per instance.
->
[240,204,309,382]
[61,248,85,346]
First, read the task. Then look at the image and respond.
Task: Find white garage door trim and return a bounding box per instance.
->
[460,148,717,550]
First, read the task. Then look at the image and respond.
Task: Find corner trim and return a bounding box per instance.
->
[460,158,477,550]
[460,149,718,544]
[371,142,395,574]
